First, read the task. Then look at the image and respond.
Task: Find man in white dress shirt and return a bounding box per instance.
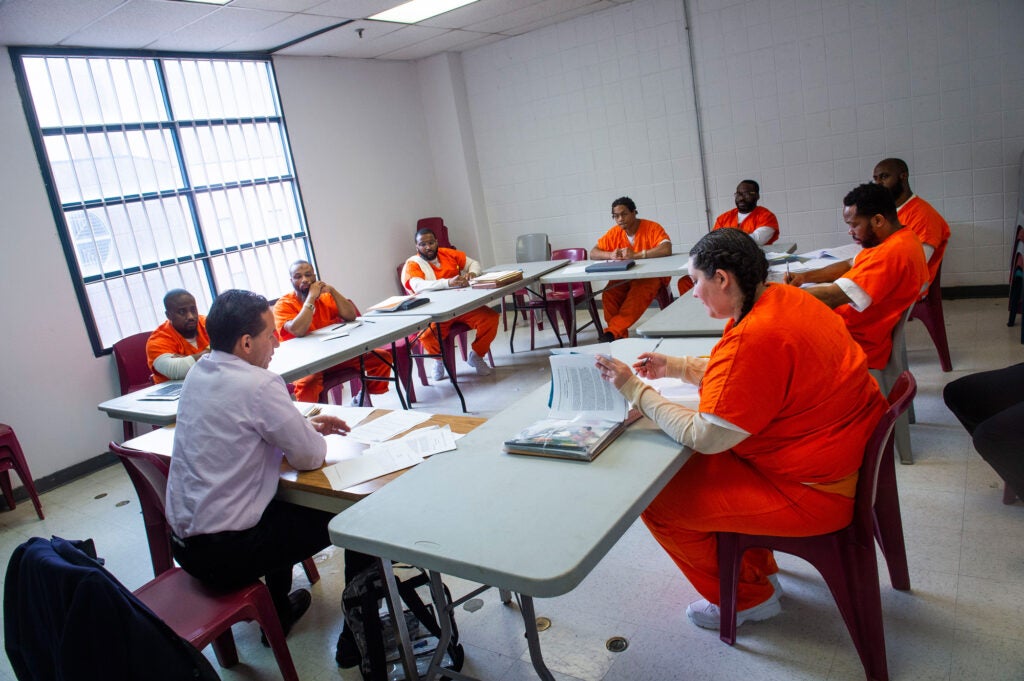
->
[165,289,370,643]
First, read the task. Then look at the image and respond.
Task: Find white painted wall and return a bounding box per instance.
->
[460,0,707,262]
[273,56,441,304]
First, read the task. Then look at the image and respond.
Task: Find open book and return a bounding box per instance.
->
[469,270,523,289]
[504,354,639,461]
[367,295,430,312]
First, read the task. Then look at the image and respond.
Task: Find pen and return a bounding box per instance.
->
[331,322,347,330]
[642,338,664,366]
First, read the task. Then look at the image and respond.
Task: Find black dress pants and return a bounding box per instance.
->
[171,499,373,626]
[943,362,1024,498]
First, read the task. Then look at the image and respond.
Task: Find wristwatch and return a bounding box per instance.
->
[304,303,315,311]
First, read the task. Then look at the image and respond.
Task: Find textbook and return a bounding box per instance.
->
[367,295,430,312]
[138,382,184,401]
[504,353,639,461]
[469,270,523,289]
[585,259,635,273]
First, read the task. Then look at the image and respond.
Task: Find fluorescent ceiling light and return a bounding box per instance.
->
[370,0,478,24]
[178,0,231,5]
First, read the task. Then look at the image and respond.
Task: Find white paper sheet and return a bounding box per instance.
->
[347,409,432,443]
[322,441,424,491]
[548,354,628,420]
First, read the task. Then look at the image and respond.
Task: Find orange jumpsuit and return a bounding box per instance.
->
[273,292,392,403]
[641,284,886,609]
[595,219,671,339]
[712,205,780,245]
[401,249,499,358]
[836,228,929,370]
[898,194,950,286]
[146,317,210,383]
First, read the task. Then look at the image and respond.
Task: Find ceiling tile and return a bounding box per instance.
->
[61,0,213,49]
[147,6,291,52]
[0,0,126,46]
[378,27,490,60]
[219,12,347,53]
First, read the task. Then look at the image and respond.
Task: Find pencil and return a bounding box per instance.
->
[641,338,664,366]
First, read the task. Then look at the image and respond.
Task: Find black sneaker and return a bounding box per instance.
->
[335,628,362,668]
[598,331,615,343]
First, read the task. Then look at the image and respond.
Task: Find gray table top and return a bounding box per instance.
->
[538,253,691,285]
[98,314,432,426]
[328,336,718,597]
[636,293,727,338]
[375,260,569,322]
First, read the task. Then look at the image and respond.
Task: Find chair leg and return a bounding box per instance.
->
[894,412,913,464]
[0,470,14,511]
[250,586,300,681]
[211,629,240,668]
[302,557,321,585]
[873,445,910,590]
[716,534,743,646]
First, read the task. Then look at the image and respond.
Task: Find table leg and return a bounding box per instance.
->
[519,595,557,681]
[380,559,420,681]
[435,322,468,413]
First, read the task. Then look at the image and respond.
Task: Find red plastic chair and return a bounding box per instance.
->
[416,217,455,249]
[0,424,44,520]
[108,442,300,680]
[112,330,155,439]
[908,261,952,372]
[548,248,604,346]
[716,371,917,681]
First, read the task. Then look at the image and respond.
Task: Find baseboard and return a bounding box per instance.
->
[941,285,1008,300]
[2,451,119,507]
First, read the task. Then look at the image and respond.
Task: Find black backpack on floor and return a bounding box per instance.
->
[338,563,465,681]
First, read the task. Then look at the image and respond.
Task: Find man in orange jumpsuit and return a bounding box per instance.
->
[146,288,210,383]
[590,197,672,341]
[678,180,781,296]
[595,228,886,630]
[873,157,950,288]
[401,228,498,380]
[785,183,929,370]
[713,179,780,246]
[274,260,392,404]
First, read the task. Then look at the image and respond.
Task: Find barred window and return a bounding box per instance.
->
[13,50,313,355]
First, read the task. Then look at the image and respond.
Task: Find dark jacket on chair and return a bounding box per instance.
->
[4,536,219,681]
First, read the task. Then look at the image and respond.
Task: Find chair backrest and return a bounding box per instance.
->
[550,247,591,296]
[109,442,174,574]
[852,371,916,544]
[516,233,550,263]
[113,331,155,395]
[416,217,454,250]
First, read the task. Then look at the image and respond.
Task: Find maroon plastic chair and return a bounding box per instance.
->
[108,441,300,680]
[416,217,454,249]
[716,371,917,681]
[548,248,603,346]
[112,330,155,439]
[0,424,44,520]
[908,261,952,372]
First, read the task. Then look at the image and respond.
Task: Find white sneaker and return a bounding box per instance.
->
[432,360,446,381]
[768,572,782,596]
[686,588,781,630]
[467,351,492,376]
